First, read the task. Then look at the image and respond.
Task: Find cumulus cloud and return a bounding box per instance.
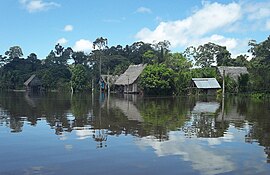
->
[19,0,60,13]
[266,20,270,30]
[56,38,68,45]
[189,34,238,51]
[64,25,73,32]
[245,1,270,20]
[135,2,241,48]
[135,132,235,175]
[73,39,93,53]
[136,7,152,14]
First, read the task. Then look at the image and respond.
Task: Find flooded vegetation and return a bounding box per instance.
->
[0,92,270,174]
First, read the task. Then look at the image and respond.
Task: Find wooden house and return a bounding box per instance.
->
[114,64,146,94]
[217,66,248,82]
[24,75,42,92]
[190,78,221,95]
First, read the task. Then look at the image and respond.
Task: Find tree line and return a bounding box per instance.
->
[0,35,269,95]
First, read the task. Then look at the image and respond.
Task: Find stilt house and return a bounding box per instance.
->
[217,66,248,82]
[114,64,146,94]
[24,75,42,92]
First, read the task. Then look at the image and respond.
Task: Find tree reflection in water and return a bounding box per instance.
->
[0,92,270,161]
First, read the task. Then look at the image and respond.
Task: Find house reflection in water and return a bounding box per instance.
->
[181,101,227,138]
[109,94,143,122]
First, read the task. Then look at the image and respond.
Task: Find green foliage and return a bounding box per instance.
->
[137,97,189,138]
[248,36,270,93]
[165,52,192,72]
[238,74,249,93]
[139,64,175,95]
[184,43,233,67]
[191,67,217,78]
[163,53,193,94]
[0,35,269,96]
[225,76,238,93]
[5,46,23,60]
[250,93,265,100]
[72,51,88,65]
[142,50,157,64]
[39,65,71,90]
[174,71,192,95]
[71,65,88,92]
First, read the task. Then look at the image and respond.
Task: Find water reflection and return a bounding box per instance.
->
[0,92,270,174]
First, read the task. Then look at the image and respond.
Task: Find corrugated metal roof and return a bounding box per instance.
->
[114,64,147,85]
[192,78,221,89]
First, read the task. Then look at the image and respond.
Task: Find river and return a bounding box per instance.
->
[0,92,269,175]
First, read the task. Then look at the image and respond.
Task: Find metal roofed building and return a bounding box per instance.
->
[114,64,147,94]
[191,78,221,95]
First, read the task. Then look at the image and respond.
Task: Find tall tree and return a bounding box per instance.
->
[140,64,175,95]
[92,37,108,73]
[153,40,171,63]
[72,51,88,65]
[71,64,88,92]
[93,37,108,50]
[184,42,231,67]
[5,46,23,60]
[0,55,7,66]
[248,36,270,92]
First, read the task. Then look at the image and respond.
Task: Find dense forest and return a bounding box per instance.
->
[0,35,269,96]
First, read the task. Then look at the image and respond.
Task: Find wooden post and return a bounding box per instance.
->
[92,79,94,94]
[222,69,225,98]
[99,54,101,93]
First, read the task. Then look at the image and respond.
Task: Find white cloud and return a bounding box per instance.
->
[76,129,92,140]
[73,39,93,53]
[266,20,270,30]
[56,38,68,45]
[245,2,270,20]
[136,7,152,14]
[189,34,238,51]
[19,0,60,13]
[136,2,241,48]
[135,132,235,175]
[64,25,73,32]
[135,2,244,57]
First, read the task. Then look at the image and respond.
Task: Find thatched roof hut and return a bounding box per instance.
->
[110,98,143,122]
[114,64,147,93]
[217,66,248,81]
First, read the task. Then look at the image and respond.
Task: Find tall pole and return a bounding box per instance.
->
[222,68,225,98]
[99,53,101,93]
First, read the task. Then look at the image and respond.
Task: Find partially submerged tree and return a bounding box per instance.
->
[71,64,88,93]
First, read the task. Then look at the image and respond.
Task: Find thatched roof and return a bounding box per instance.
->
[217,66,248,81]
[111,98,143,122]
[192,78,221,89]
[24,75,42,86]
[114,64,147,85]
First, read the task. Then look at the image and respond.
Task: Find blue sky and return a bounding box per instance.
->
[1,0,270,59]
